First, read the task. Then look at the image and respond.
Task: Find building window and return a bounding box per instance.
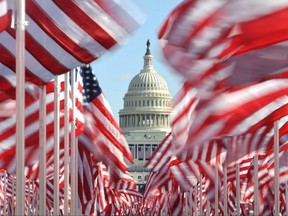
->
[138,144,144,160]
[145,144,151,160]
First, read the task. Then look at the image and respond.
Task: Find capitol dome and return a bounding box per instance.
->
[119,40,172,133]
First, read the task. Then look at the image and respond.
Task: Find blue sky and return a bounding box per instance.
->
[91,0,183,121]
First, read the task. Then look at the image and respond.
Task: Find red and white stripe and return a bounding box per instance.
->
[179,78,288,157]
[170,82,199,152]
[159,0,288,86]
[145,133,173,171]
[169,159,199,192]
[0,72,84,174]
[1,0,143,85]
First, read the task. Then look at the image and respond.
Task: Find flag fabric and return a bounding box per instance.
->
[0,72,84,174]
[0,0,144,85]
[145,133,173,171]
[176,78,288,158]
[159,0,288,88]
[0,0,10,32]
[79,64,133,180]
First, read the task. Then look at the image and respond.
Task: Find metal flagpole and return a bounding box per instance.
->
[199,175,203,216]
[194,185,198,215]
[286,180,288,216]
[3,170,7,215]
[64,73,70,215]
[71,69,77,215]
[53,76,60,215]
[39,85,47,215]
[274,120,280,216]
[215,163,218,216]
[253,154,258,216]
[16,0,26,214]
[223,166,228,216]
[236,163,240,216]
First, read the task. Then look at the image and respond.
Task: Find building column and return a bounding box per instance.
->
[140,115,143,127]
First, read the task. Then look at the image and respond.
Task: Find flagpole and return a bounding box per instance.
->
[199,175,203,216]
[39,85,47,215]
[274,120,280,216]
[16,0,26,214]
[236,163,240,216]
[286,180,288,216]
[64,73,70,215]
[3,170,7,215]
[194,185,197,215]
[223,166,227,216]
[71,69,77,215]
[253,154,258,215]
[215,163,218,216]
[53,75,60,215]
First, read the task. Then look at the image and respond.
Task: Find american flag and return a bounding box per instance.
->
[159,0,288,88]
[79,64,133,180]
[0,0,144,85]
[0,72,84,174]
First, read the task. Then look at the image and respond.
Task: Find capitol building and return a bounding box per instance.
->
[119,40,172,187]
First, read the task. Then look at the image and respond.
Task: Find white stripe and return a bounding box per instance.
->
[228,0,288,23]
[0,0,7,17]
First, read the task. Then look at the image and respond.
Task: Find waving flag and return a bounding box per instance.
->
[0,0,10,32]
[79,64,133,180]
[0,0,144,85]
[159,0,288,88]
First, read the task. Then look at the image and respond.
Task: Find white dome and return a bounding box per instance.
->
[128,67,169,93]
[119,40,172,133]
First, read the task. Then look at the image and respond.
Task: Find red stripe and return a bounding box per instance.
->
[53,0,116,49]
[26,0,95,63]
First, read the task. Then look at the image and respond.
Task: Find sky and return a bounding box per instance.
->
[91,0,184,121]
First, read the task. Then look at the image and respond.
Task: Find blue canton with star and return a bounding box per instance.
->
[80,64,102,104]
